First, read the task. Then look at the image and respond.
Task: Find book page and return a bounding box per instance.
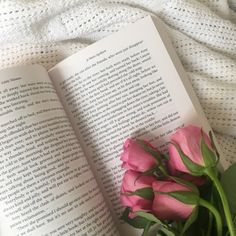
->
[49,16,225,235]
[0,65,119,236]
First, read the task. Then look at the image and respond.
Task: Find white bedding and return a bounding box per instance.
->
[0,0,235,165]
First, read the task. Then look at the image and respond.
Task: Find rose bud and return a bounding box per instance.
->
[152,180,197,221]
[121,138,158,172]
[168,125,216,176]
[120,170,156,218]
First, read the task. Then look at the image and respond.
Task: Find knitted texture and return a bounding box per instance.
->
[0,0,236,165]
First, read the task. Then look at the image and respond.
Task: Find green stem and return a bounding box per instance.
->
[142,221,152,236]
[206,169,235,236]
[206,193,214,236]
[206,211,213,236]
[176,220,183,234]
[199,198,222,236]
[206,189,213,236]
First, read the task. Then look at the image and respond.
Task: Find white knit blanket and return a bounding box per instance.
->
[0,0,236,165]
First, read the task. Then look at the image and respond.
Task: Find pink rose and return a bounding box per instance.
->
[120,170,156,217]
[168,125,212,174]
[152,181,195,220]
[121,138,158,172]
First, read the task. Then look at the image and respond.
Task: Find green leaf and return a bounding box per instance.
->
[120,208,149,229]
[169,176,199,194]
[128,187,154,200]
[221,163,236,216]
[181,207,199,235]
[136,212,176,236]
[167,191,199,205]
[136,211,162,224]
[158,227,175,236]
[142,221,154,236]
[209,131,220,159]
[200,131,217,167]
[171,142,205,176]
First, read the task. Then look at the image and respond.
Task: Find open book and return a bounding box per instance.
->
[0,16,226,236]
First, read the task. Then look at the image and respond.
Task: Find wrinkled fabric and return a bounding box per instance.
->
[0,0,236,165]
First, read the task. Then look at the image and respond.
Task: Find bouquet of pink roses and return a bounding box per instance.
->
[120,125,236,236]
